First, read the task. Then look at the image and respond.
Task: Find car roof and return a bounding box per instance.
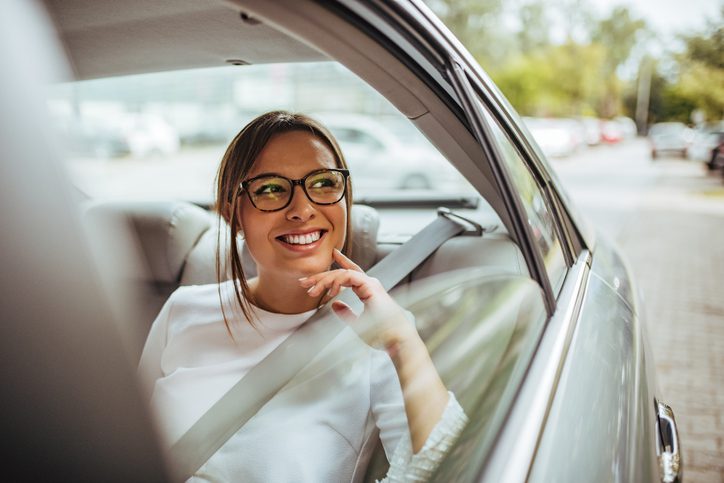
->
[45,0,326,80]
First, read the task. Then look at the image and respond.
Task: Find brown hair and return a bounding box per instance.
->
[214,111,353,331]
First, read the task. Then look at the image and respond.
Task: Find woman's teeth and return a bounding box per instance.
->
[282,231,321,245]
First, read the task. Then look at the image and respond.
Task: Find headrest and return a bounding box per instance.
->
[84,201,211,284]
[181,204,380,285]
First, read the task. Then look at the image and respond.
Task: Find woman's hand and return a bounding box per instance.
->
[301,249,451,454]
[298,249,416,352]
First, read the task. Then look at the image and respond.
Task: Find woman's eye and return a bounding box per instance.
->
[254,183,286,195]
[309,177,336,189]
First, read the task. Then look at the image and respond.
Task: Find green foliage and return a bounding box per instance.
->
[424,0,720,122]
[682,7,724,70]
[491,43,605,117]
[425,0,509,66]
[671,9,724,121]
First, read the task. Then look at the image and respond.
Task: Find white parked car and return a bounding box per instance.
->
[314,113,466,191]
[523,117,579,158]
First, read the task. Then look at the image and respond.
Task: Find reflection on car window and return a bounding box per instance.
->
[363,270,547,481]
[477,105,567,293]
[46,63,471,201]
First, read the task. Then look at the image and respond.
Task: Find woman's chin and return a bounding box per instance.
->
[285,256,334,278]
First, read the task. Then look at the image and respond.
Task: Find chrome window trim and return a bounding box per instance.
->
[478,250,591,482]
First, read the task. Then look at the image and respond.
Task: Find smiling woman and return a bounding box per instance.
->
[137,110,468,482]
[215,112,353,322]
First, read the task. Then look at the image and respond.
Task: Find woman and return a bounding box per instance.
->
[139,111,467,482]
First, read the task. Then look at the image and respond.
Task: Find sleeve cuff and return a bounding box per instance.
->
[379,391,468,483]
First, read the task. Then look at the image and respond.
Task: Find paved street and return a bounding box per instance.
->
[552,139,724,482]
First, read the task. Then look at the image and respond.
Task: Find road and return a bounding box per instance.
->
[552,139,724,482]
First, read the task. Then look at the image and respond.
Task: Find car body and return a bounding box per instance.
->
[648,122,691,159]
[2,1,679,482]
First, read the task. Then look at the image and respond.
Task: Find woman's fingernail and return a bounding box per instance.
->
[307,285,315,294]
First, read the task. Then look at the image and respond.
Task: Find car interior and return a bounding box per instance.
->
[14,0,558,480]
[45,0,533,360]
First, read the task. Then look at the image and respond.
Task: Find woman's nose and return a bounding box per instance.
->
[285,184,315,221]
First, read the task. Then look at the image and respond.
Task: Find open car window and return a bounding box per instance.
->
[47,62,474,204]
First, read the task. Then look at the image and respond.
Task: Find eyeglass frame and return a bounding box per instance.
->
[239,168,350,212]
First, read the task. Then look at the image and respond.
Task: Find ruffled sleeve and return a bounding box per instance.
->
[378,392,468,482]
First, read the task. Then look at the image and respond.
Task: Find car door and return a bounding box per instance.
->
[447,50,668,482]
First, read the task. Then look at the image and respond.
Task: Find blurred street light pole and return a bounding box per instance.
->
[635,56,653,135]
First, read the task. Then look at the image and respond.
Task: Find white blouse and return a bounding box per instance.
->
[138,280,467,482]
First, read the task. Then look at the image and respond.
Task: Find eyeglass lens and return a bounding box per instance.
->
[246,170,346,211]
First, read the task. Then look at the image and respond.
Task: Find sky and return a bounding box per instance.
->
[588,0,721,37]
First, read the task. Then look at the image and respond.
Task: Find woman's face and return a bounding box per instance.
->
[238,130,348,280]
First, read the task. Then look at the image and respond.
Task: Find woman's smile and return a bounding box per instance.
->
[275,228,328,251]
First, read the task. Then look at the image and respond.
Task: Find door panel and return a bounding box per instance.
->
[529,263,659,482]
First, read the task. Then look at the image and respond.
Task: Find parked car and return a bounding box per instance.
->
[600,119,624,144]
[648,122,691,159]
[688,122,724,168]
[3,1,679,482]
[523,117,581,158]
[579,116,603,146]
[615,116,638,139]
[313,112,465,191]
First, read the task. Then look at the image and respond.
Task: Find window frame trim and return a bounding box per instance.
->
[446,59,556,315]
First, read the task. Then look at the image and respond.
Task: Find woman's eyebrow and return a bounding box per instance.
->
[247,168,333,181]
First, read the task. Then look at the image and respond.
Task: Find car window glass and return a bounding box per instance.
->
[366,271,547,481]
[46,63,473,202]
[476,103,568,293]
[194,270,546,482]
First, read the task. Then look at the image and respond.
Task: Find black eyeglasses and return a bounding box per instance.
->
[240,168,350,212]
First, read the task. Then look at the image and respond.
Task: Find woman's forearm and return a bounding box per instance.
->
[388,332,449,453]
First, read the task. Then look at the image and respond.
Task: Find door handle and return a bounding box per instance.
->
[656,401,682,483]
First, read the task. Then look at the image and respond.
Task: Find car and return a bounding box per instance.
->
[600,119,624,144]
[3,1,680,482]
[522,117,581,158]
[313,112,467,191]
[688,122,724,168]
[648,122,692,159]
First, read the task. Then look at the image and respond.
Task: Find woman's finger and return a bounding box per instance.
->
[333,248,363,272]
[306,270,364,297]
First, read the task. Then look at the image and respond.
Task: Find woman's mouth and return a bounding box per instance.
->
[276,230,327,249]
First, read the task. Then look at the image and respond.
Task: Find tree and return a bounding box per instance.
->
[590,7,647,117]
[424,0,510,66]
[517,1,550,53]
[675,8,724,120]
[492,42,605,116]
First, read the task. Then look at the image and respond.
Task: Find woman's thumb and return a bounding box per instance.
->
[331,300,358,323]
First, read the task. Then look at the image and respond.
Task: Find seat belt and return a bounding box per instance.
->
[170,210,477,480]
